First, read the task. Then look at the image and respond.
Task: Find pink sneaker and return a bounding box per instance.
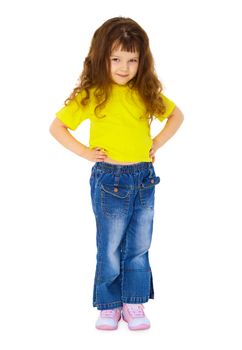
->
[122,304,150,330]
[95,307,122,330]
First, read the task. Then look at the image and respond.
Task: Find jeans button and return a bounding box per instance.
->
[114,187,118,192]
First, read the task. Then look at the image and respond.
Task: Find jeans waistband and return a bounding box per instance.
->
[94,162,153,174]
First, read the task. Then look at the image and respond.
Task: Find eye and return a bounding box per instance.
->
[129,59,138,63]
[111,58,119,62]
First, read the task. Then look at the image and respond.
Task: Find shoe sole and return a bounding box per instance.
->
[95,325,119,330]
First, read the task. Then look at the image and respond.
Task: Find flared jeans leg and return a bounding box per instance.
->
[121,204,155,304]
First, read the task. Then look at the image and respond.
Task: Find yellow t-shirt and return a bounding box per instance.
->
[55,84,176,162]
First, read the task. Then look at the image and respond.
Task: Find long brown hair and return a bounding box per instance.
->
[64,17,166,121]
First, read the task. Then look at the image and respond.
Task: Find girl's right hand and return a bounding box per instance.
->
[82,147,108,162]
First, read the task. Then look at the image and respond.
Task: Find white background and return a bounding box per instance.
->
[0,0,241,349]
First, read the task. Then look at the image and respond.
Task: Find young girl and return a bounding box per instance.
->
[50,17,184,331]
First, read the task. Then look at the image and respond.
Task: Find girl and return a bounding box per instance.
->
[50,17,184,331]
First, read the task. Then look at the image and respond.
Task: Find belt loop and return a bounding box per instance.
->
[114,174,120,187]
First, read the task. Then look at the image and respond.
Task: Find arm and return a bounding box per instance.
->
[149,106,184,160]
[49,118,88,157]
[49,118,107,162]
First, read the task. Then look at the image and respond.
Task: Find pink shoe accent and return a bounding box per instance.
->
[95,307,121,330]
[122,304,150,330]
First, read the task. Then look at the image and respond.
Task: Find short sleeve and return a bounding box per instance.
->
[55,91,89,130]
[155,93,176,122]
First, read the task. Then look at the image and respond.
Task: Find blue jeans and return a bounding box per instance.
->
[89,161,160,310]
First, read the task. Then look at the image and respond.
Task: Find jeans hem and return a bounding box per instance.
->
[93,301,123,310]
[122,295,154,304]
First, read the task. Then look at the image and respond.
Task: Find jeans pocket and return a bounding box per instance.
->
[100,184,131,217]
[139,175,160,209]
[141,175,160,188]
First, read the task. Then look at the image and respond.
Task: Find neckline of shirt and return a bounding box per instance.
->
[111,83,129,88]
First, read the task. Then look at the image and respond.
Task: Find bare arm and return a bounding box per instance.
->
[154,106,184,147]
[49,118,107,162]
[149,106,184,160]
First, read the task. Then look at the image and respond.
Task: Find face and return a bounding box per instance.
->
[109,46,139,85]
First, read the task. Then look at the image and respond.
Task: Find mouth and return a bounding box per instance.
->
[116,74,129,77]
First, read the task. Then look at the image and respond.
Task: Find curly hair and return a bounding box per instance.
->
[64,17,166,122]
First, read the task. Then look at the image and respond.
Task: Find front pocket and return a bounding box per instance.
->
[139,176,160,209]
[100,184,131,217]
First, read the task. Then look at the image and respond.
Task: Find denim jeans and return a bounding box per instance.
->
[89,161,160,310]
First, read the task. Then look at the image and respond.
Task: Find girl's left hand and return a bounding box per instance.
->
[149,139,160,163]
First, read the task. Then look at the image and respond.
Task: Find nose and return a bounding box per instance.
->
[120,62,129,71]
